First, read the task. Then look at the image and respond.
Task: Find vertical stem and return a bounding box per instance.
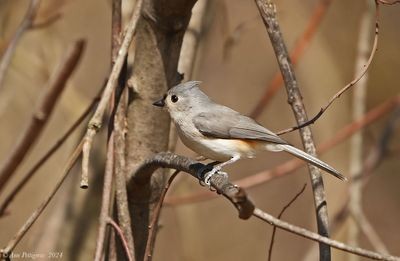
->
[255,1,331,259]
[94,135,115,261]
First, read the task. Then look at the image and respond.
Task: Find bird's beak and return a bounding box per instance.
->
[152,97,165,107]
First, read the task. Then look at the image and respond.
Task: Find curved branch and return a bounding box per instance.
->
[127,152,400,261]
[128,152,255,220]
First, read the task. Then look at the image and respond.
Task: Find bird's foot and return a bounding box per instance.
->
[204,166,222,188]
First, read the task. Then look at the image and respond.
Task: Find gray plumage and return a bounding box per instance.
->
[154,81,346,181]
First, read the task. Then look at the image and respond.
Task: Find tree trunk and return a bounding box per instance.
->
[125,1,197,260]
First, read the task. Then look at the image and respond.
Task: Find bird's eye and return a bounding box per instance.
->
[171,95,179,103]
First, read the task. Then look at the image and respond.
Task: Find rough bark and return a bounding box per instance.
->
[125,1,197,260]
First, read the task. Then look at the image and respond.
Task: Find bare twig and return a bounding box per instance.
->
[0,40,85,194]
[0,140,84,257]
[0,92,99,216]
[250,0,333,118]
[80,0,144,188]
[0,0,41,90]
[106,217,134,261]
[127,152,400,261]
[253,208,400,261]
[255,1,332,259]
[144,170,180,261]
[275,1,380,136]
[94,136,115,261]
[165,95,400,205]
[268,184,307,261]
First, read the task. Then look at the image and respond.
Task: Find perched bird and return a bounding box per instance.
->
[153,81,346,184]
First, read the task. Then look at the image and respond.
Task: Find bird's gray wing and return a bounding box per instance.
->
[193,109,288,145]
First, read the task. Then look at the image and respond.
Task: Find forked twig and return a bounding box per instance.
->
[106,217,134,261]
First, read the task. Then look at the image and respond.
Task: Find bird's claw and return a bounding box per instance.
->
[204,166,221,186]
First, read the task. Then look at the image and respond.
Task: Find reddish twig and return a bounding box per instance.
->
[0,92,99,216]
[0,0,41,90]
[164,95,400,205]
[0,40,85,194]
[144,170,180,261]
[250,0,333,119]
[0,139,84,256]
[106,216,134,261]
[275,1,380,136]
[268,184,307,261]
[80,0,144,188]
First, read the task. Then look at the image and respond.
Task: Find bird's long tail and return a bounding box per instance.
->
[269,144,347,181]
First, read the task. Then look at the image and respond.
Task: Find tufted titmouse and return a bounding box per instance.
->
[153,81,346,183]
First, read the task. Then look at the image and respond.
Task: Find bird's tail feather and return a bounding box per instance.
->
[274,144,347,181]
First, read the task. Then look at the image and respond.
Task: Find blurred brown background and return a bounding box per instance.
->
[0,0,399,260]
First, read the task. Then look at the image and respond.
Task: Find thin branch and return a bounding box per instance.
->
[253,208,400,261]
[165,96,400,207]
[268,184,307,261]
[0,0,41,90]
[80,0,144,188]
[106,217,134,261]
[0,40,85,194]
[255,1,331,259]
[250,0,333,119]
[127,152,400,261]
[275,1,380,136]
[0,140,84,256]
[94,136,115,261]
[110,0,134,258]
[144,170,180,261]
[0,92,100,216]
